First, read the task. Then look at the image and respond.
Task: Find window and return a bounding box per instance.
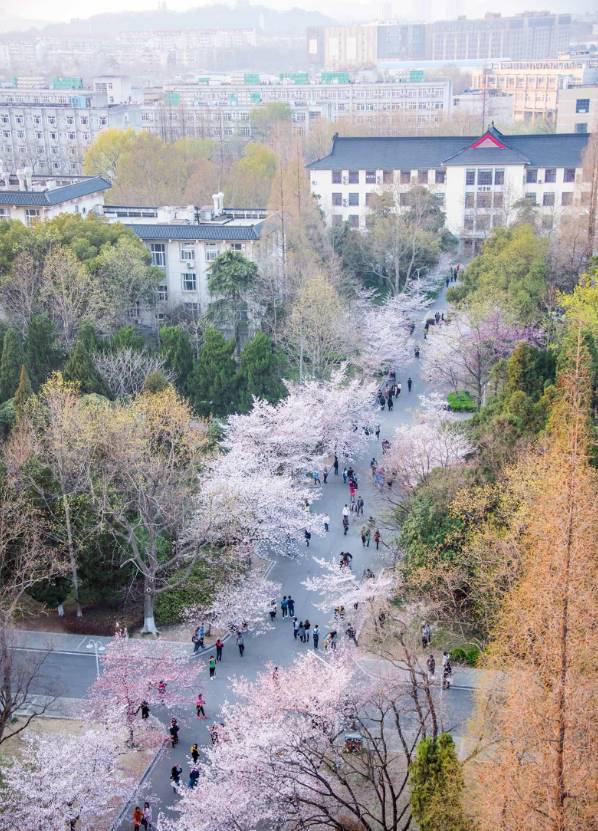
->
[493,213,505,228]
[185,302,201,314]
[476,192,491,209]
[180,243,195,261]
[478,169,492,185]
[25,208,40,226]
[493,192,504,208]
[400,170,410,184]
[544,168,556,183]
[526,168,538,184]
[564,168,576,183]
[525,192,537,204]
[542,215,554,231]
[575,122,588,134]
[332,215,343,227]
[348,215,359,228]
[418,169,428,184]
[542,192,555,207]
[476,215,491,231]
[205,246,219,262]
[332,192,342,206]
[158,283,168,301]
[435,169,445,184]
[399,192,413,207]
[463,216,474,231]
[348,193,359,206]
[561,191,573,206]
[348,171,359,184]
[332,171,342,184]
[0,208,9,220]
[464,192,474,209]
[365,192,376,207]
[181,272,197,292]
[575,98,590,113]
[365,170,376,184]
[383,170,393,185]
[150,243,166,267]
[230,243,244,252]
[494,169,504,185]
[466,169,475,186]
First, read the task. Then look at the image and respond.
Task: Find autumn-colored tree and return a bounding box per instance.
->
[224,142,277,207]
[82,127,137,180]
[469,326,598,831]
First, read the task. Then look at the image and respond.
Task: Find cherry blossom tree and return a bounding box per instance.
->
[0,727,134,831]
[88,627,200,748]
[185,569,282,634]
[303,558,395,626]
[421,310,543,406]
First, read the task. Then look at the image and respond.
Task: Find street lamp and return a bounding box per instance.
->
[86,639,106,679]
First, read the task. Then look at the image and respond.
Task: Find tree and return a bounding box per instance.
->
[110,323,145,352]
[469,328,598,831]
[186,569,282,635]
[208,250,258,355]
[409,734,469,831]
[581,130,598,257]
[13,364,32,417]
[25,313,63,389]
[93,347,175,398]
[0,250,43,330]
[0,327,24,402]
[159,325,195,393]
[250,101,292,141]
[225,142,277,207]
[82,126,137,179]
[0,726,134,829]
[188,327,238,417]
[237,331,285,411]
[63,323,106,395]
[89,626,199,747]
[40,246,98,349]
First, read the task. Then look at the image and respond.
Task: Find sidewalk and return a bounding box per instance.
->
[11,628,196,658]
[356,654,503,691]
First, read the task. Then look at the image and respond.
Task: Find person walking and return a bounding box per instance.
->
[269,600,277,621]
[215,638,223,662]
[293,618,299,639]
[360,525,367,547]
[304,529,312,547]
[298,621,306,642]
[333,455,339,475]
[237,631,245,656]
[191,742,200,764]
[287,595,295,616]
[346,624,358,646]
[169,718,179,747]
[170,765,182,792]
[364,526,371,547]
[304,619,311,642]
[141,802,153,830]
[342,467,348,484]
[414,345,420,358]
[323,513,330,532]
[421,622,431,649]
[343,515,349,536]
[342,504,350,520]
[195,693,206,719]
[313,469,321,486]
[323,467,329,484]
[209,655,216,680]
[370,457,377,476]
[133,806,143,831]
[407,377,413,392]
[188,768,200,789]
[387,395,393,411]
[281,595,288,618]
[375,424,380,440]
[139,700,149,720]
[356,496,364,515]
[426,653,436,680]
[312,624,320,649]
[374,529,381,550]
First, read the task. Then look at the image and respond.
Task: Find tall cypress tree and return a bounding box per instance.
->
[26,313,63,389]
[237,331,286,412]
[0,327,25,402]
[63,322,105,395]
[188,327,237,417]
[409,733,469,831]
[159,325,194,395]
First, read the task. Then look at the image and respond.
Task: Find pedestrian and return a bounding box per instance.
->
[304,619,311,642]
[360,525,367,546]
[304,529,312,547]
[333,455,339,475]
[209,655,216,679]
[342,503,350,519]
[169,718,179,747]
[407,377,412,392]
[191,742,200,764]
[270,599,277,620]
[445,275,450,287]
[387,395,393,411]
[188,768,200,789]
[329,630,338,651]
[281,595,288,617]
[139,700,149,719]
[370,457,377,475]
[367,515,375,530]
[287,595,295,616]
[323,513,330,532]
[157,680,166,703]
[323,467,328,484]
[313,624,320,649]
[422,622,431,648]
[313,469,321,485]
[293,617,299,639]
[195,693,206,718]
[364,526,371,547]
[349,480,356,501]
[343,516,349,536]
[346,624,358,646]
[426,653,436,679]
[272,666,279,682]
[170,765,182,792]
[237,631,245,656]
[375,424,380,440]
[397,382,402,395]
[141,802,153,830]
[215,638,223,662]
[298,621,306,642]
[414,345,420,358]
[133,806,143,831]
[342,467,348,484]
[356,496,364,515]
[374,529,381,549]
[435,311,440,324]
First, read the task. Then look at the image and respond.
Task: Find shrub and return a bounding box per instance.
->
[155,561,213,625]
[447,390,477,412]
[449,645,480,666]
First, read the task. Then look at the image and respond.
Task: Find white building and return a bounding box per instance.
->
[0,173,110,224]
[556,84,598,133]
[307,127,592,254]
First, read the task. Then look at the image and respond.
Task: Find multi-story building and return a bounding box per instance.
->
[472,57,598,125]
[0,82,140,175]
[307,127,592,255]
[452,90,515,130]
[0,173,110,224]
[556,84,598,133]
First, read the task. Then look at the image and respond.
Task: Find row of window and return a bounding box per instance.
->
[1,114,106,127]
[3,130,90,141]
[332,191,446,208]
[150,242,245,268]
[331,169,446,185]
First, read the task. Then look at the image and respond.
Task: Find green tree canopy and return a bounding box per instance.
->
[208,250,258,354]
[159,325,194,394]
[188,327,237,417]
[238,331,286,412]
[14,364,32,418]
[26,313,63,389]
[0,328,25,402]
[62,323,105,395]
[409,733,469,831]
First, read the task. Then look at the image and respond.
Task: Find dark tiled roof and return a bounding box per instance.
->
[307,133,590,171]
[0,177,111,206]
[126,222,265,241]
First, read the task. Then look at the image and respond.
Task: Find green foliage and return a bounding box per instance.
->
[111,324,145,352]
[449,645,480,666]
[446,390,477,412]
[159,325,195,394]
[409,733,469,831]
[0,398,16,436]
[14,364,32,417]
[143,371,169,394]
[208,251,258,353]
[250,101,292,140]
[63,323,106,395]
[0,327,25,402]
[26,314,63,388]
[238,332,286,411]
[154,560,212,625]
[189,328,238,417]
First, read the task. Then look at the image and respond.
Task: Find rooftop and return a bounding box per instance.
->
[126,222,266,242]
[0,175,111,206]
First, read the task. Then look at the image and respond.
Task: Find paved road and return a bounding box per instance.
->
[15,272,477,826]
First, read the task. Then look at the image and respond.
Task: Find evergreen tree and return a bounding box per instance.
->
[26,313,63,389]
[188,327,237,417]
[0,327,25,402]
[111,324,145,353]
[159,325,194,394]
[238,331,286,412]
[208,250,258,355]
[14,364,32,418]
[63,322,105,395]
[409,733,469,831]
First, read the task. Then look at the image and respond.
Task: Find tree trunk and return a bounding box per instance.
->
[62,492,82,617]
[142,575,158,636]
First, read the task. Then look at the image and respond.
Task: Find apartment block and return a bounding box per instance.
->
[0,173,110,224]
[307,127,592,255]
[556,84,598,133]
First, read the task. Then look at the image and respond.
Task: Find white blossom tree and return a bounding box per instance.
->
[185,569,282,634]
[93,348,175,397]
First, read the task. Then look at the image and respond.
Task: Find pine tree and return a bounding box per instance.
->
[26,313,63,389]
[0,327,25,402]
[188,328,237,417]
[409,733,469,831]
[237,331,286,412]
[13,364,32,418]
[159,325,194,394]
[63,323,105,395]
[207,250,258,355]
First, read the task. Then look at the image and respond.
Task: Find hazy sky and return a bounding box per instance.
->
[3,0,595,24]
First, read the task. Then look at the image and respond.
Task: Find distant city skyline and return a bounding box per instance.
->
[3,0,597,28]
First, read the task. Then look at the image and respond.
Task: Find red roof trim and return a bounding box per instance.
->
[470,132,506,150]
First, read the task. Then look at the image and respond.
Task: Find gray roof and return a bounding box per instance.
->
[126,222,265,241]
[307,132,590,171]
[0,177,111,206]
